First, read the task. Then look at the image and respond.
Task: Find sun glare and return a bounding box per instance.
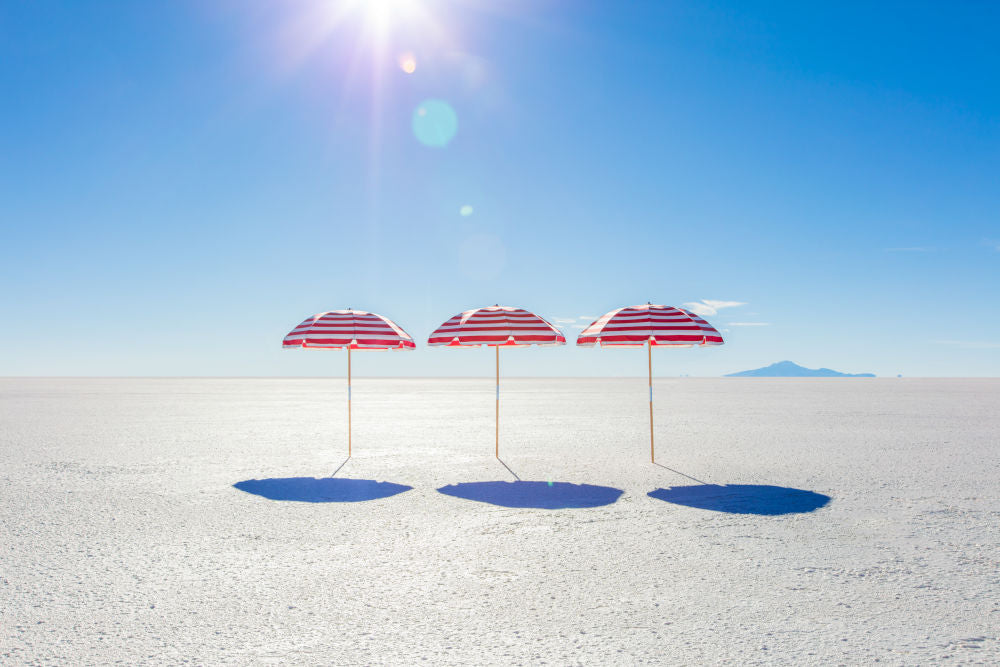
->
[366,0,420,23]
[336,0,427,38]
[301,0,447,80]
[276,0,455,83]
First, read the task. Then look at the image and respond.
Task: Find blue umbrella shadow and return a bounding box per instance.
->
[234,477,412,503]
[648,484,830,515]
[438,481,623,509]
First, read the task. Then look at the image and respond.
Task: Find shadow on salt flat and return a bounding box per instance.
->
[233,477,412,503]
[438,481,623,509]
[648,484,830,515]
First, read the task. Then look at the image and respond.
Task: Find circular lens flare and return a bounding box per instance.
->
[398,52,417,73]
[412,99,458,147]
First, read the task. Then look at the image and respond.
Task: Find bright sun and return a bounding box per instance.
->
[301,0,444,72]
[333,0,430,41]
[365,0,422,25]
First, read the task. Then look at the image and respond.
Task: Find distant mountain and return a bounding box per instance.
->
[725,361,875,378]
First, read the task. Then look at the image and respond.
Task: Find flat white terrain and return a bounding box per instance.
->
[1,378,998,665]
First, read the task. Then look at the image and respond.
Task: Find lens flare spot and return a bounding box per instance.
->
[460,205,474,217]
[412,99,457,147]
[398,52,417,74]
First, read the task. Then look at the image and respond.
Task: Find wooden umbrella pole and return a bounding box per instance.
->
[648,341,654,463]
[348,347,352,458]
[495,345,500,458]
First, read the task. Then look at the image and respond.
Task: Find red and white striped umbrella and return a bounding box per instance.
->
[428,305,566,458]
[576,303,724,462]
[283,309,416,350]
[428,305,566,347]
[283,309,415,456]
[577,303,724,347]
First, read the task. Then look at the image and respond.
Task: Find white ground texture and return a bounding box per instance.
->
[1,378,998,665]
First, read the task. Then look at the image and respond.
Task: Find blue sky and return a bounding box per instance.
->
[1,1,997,377]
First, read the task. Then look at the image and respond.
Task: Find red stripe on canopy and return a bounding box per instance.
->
[428,306,566,347]
[576,304,724,347]
[283,309,416,350]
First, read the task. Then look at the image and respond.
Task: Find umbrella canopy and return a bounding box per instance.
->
[576,303,724,463]
[577,304,723,347]
[428,305,566,347]
[428,305,565,458]
[283,309,416,349]
[283,309,415,457]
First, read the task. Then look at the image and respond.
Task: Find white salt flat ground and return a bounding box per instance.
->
[1,378,998,665]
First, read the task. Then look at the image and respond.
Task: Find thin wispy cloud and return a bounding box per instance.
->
[578,315,597,321]
[934,340,1000,349]
[552,317,577,324]
[682,300,746,317]
[729,322,771,327]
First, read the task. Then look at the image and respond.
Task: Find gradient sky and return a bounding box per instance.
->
[1,1,998,377]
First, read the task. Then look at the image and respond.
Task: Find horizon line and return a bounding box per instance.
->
[3,375,999,380]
